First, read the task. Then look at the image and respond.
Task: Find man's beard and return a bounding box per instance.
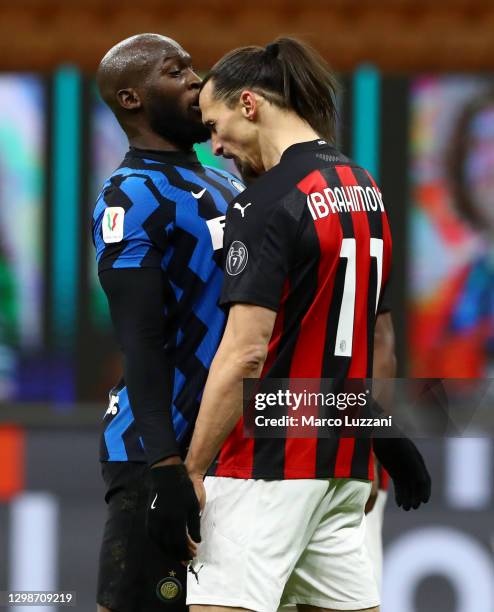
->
[146,95,210,149]
[234,158,261,185]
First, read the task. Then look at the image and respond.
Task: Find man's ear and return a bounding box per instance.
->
[240,90,258,121]
[116,88,142,110]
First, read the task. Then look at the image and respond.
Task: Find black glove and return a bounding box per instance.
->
[146,464,201,561]
[373,437,431,511]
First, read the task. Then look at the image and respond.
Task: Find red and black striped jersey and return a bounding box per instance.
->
[211,139,392,480]
[379,463,390,490]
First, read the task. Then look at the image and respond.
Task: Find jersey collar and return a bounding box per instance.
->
[127,147,201,166]
[280,139,336,161]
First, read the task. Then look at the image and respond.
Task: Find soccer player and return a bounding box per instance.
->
[92,34,244,612]
[183,38,430,612]
[233,157,395,600]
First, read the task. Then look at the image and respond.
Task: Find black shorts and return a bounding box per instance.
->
[97,462,187,612]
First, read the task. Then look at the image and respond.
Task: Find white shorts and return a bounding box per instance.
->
[187,476,380,612]
[364,489,388,591]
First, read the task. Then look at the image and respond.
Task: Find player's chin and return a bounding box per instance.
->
[188,115,210,143]
[189,103,202,118]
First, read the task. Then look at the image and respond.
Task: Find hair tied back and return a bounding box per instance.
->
[264,42,280,60]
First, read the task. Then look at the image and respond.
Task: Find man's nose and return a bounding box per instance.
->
[212,134,223,157]
[189,69,202,89]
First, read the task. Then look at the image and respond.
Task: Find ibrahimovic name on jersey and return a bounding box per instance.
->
[213,139,392,480]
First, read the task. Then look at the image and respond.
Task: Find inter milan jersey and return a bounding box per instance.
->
[93,147,244,462]
[211,139,392,480]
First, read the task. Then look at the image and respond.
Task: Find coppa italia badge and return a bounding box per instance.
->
[226,241,248,276]
[102,207,125,243]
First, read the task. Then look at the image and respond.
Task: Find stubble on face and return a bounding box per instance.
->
[142,45,210,148]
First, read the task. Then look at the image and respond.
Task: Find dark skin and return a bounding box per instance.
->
[96,33,208,153]
[96,34,206,612]
[96,35,207,475]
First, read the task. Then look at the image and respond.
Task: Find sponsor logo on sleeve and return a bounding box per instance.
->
[102,207,125,243]
[226,241,249,276]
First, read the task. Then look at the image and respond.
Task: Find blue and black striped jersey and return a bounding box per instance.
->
[92,147,244,462]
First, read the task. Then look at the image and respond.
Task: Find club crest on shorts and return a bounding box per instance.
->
[156,576,182,602]
[226,241,248,276]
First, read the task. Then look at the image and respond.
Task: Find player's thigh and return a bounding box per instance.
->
[364,489,388,589]
[187,477,330,611]
[282,479,379,611]
[97,462,186,612]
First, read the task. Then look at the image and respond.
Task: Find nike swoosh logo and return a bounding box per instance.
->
[151,493,158,510]
[191,188,207,199]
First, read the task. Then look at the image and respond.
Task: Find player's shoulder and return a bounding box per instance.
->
[225,166,304,235]
[96,156,179,211]
[324,150,381,190]
[202,165,246,193]
[228,155,312,224]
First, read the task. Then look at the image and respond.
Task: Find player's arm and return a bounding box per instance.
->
[100,268,200,559]
[373,312,397,379]
[99,268,179,466]
[366,310,397,513]
[186,303,276,479]
[186,186,300,488]
[94,178,199,561]
[370,287,432,511]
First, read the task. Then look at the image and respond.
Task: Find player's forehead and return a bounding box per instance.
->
[199,81,224,118]
[156,40,191,66]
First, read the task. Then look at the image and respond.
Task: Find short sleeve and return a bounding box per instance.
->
[93,175,174,273]
[220,192,302,312]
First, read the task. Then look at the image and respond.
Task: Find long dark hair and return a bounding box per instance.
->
[203,37,339,141]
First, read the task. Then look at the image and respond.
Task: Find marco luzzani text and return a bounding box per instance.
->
[253,390,393,429]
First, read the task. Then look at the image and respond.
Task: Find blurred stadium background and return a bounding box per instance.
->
[0,1,494,610]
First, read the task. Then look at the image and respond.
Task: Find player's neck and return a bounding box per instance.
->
[259,114,320,171]
[127,128,193,154]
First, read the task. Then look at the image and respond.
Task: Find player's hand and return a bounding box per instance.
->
[146,464,201,562]
[187,471,206,511]
[365,457,380,514]
[373,437,431,511]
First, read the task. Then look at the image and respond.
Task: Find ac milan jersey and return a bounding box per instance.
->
[211,139,392,480]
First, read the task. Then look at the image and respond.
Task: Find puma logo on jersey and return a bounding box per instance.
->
[233,202,252,218]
